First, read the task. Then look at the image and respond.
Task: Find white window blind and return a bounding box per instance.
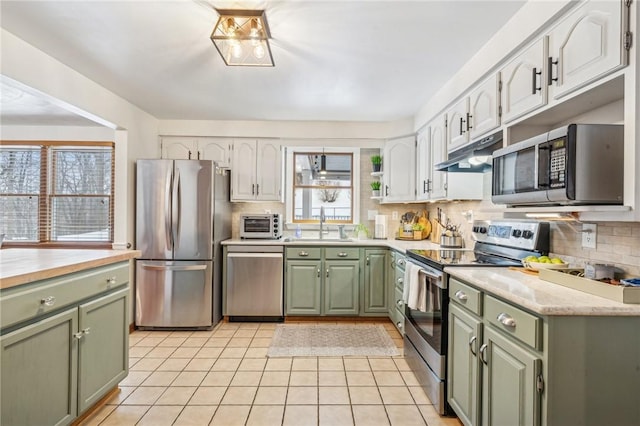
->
[0,142,114,245]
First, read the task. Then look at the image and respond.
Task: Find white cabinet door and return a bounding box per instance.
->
[255,140,282,201]
[429,118,448,200]
[199,138,232,168]
[231,140,258,201]
[501,38,547,123]
[548,0,625,100]
[383,136,415,203]
[415,129,431,201]
[469,73,501,140]
[161,137,198,159]
[446,98,470,152]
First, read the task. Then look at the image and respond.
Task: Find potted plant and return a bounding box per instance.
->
[371,155,382,172]
[353,223,370,240]
[370,181,381,197]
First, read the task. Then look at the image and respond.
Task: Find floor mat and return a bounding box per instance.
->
[267,324,401,357]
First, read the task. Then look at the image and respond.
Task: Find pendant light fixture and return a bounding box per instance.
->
[210,9,274,67]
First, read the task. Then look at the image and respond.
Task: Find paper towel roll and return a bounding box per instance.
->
[374,215,388,239]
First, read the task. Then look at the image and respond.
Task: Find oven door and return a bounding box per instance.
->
[404,262,447,357]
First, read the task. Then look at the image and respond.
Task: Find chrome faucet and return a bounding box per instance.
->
[319,206,326,239]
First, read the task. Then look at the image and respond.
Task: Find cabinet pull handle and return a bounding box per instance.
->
[188,150,192,160]
[256,184,259,195]
[317,267,320,278]
[107,276,117,286]
[337,252,348,257]
[252,184,255,195]
[74,332,84,340]
[423,180,428,194]
[40,296,56,307]
[497,312,516,328]
[298,251,309,257]
[197,151,201,160]
[479,343,488,365]
[547,57,558,85]
[366,256,370,265]
[532,67,542,94]
[326,268,330,278]
[82,327,91,335]
[454,290,468,302]
[469,336,477,356]
[385,185,389,197]
[459,117,466,135]
[466,113,473,130]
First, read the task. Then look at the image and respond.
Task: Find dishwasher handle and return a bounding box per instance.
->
[227,253,283,259]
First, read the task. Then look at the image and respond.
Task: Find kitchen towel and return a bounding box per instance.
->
[403,261,422,310]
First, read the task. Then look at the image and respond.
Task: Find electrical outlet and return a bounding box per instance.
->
[392,211,398,220]
[582,223,597,249]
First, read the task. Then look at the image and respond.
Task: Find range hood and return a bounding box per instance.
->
[435,130,503,173]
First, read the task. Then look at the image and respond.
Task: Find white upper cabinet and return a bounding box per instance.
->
[231,139,282,202]
[547,0,626,100]
[500,37,547,124]
[446,73,501,153]
[416,116,447,201]
[382,136,416,203]
[446,98,470,152]
[161,137,231,168]
[468,73,501,141]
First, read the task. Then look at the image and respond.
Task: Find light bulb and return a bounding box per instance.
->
[249,18,260,37]
[253,44,265,59]
[231,42,243,58]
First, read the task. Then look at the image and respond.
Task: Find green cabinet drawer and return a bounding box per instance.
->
[393,285,405,313]
[395,254,406,271]
[484,295,542,350]
[1,262,130,330]
[325,247,360,259]
[286,247,322,259]
[450,278,482,316]
[390,305,404,334]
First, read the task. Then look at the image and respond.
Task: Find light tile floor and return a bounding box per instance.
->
[80,321,462,426]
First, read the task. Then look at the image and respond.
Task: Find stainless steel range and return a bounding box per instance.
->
[402,219,550,415]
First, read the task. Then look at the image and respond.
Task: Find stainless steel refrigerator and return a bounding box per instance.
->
[135,159,230,329]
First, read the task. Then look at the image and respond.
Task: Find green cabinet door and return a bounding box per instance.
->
[286,260,322,315]
[387,251,396,315]
[1,308,78,426]
[448,304,482,426]
[78,288,129,413]
[482,326,542,426]
[363,249,388,314]
[324,260,360,315]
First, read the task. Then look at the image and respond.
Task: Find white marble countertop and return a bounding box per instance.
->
[445,267,640,317]
[222,237,444,253]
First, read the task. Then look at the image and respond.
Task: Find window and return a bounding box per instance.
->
[0,141,114,246]
[286,147,360,225]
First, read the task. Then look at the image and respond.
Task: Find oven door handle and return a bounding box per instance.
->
[417,268,445,289]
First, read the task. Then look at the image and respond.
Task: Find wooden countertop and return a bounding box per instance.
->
[0,248,141,290]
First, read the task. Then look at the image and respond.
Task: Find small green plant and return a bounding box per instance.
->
[371,155,382,166]
[370,181,381,190]
[353,223,370,238]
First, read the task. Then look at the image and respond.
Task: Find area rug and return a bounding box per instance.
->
[267,324,400,357]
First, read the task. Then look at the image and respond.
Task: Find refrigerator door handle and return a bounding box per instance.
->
[165,168,173,251]
[140,264,208,271]
[172,168,181,250]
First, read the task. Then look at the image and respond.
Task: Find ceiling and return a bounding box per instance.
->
[0,0,526,125]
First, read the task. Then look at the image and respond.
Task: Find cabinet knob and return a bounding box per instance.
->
[366,256,370,265]
[40,296,56,307]
[317,268,320,278]
[397,259,405,266]
[82,327,91,335]
[396,299,403,308]
[298,251,309,257]
[74,332,84,340]
[454,290,468,302]
[497,312,516,328]
[396,321,403,329]
[107,276,117,286]
[326,268,330,278]
[397,278,404,285]
[337,252,348,257]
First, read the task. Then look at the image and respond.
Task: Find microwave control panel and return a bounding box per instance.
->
[548,139,566,189]
[471,220,550,251]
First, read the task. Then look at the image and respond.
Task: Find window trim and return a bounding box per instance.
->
[285,146,360,227]
[0,140,115,248]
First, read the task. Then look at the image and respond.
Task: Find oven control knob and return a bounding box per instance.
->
[479,227,487,234]
[512,229,522,238]
[472,226,479,233]
[522,230,534,239]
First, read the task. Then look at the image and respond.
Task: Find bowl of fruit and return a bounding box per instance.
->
[522,255,568,271]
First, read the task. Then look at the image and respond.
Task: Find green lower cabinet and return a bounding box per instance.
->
[363,250,388,314]
[481,326,542,426]
[1,307,78,426]
[78,288,129,412]
[286,260,322,315]
[324,260,360,315]
[448,304,482,426]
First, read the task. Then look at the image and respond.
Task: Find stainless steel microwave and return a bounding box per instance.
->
[492,124,624,206]
[240,214,283,239]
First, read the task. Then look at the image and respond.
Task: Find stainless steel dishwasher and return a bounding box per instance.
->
[225,245,284,320]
